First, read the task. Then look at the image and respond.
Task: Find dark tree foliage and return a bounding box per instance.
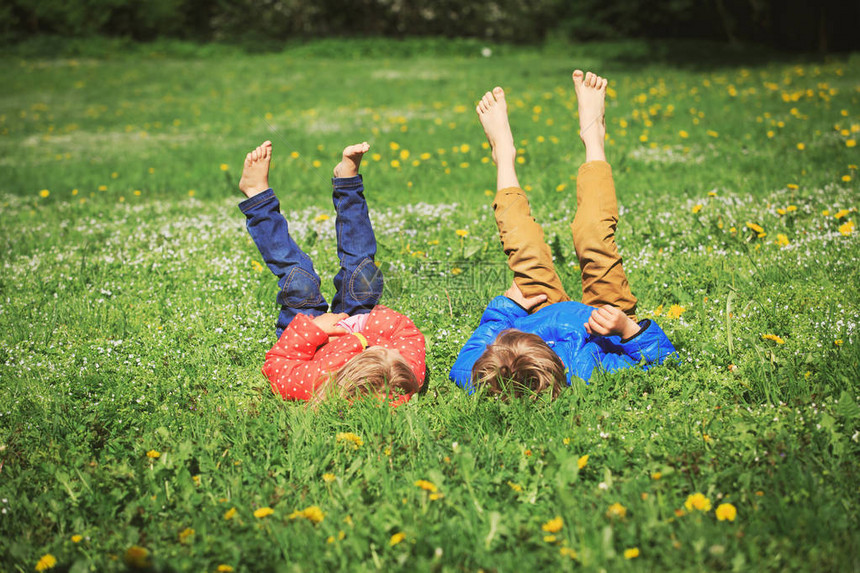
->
[1,0,857,51]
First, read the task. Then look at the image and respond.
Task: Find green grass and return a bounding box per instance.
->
[0,38,858,572]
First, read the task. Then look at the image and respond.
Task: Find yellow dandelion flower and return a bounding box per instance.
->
[290,151,300,159]
[72,189,78,196]
[715,503,737,522]
[124,546,151,568]
[220,163,229,171]
[762,334,785,344]
[253,507,274,519]
[390,532,406,546]
[35,554,57,571]
[323,473,336,483]
[684,492,712,512]
[843,175,852,182]
[420,152,432,160]
[560,546,578,559]
[451,267,462,275]
[834,209,850,219]
[178,527,194,543]
[455,229,468,238]
[839,220,854,236]
[846,139,856,147]
[414,479,438,493]
[133,190,141,196]
[251,260,264,273]
[796,143,805,150]
[691,204,703,214]
[775,234,790,248]
[98,185,107,191]
[188,190,195,197]
[577,454,589,469]
[707,130,719,137]
[192,475,201,486]
[460,144,470,153]
[336,432,363,448]
[651,471,662,480]
[389,142,400,151]
[429,493,443,501]
[666,304,686,319]
[217,566,235,572]
[679,130,689,138]
[146,450,160,459]
[624,547,640,559]
[541,516,564,533]
[289,505,324,523]
[776,208,786,215]
[822,209,830,216]
[311,160,321,168]
[835,339,843,346]
[71,534,83,543]
[606,502,627,518]
[223,507,237,520]
[507,481,523,492]
[516,156,526,164]
[787,183,799,190]
[543,535,557,543]
[39,189,50,198]
[786,205,797,212]
[399,149,410,160]
[314,213,329,222]
[746,222,765,234]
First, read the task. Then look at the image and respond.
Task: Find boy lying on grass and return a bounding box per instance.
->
[450,70,677,397]
[238,140,426,405]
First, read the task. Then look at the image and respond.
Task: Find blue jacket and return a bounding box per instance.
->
[449,296,677,391]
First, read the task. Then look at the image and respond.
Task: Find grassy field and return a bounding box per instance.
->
[0,38,858,572]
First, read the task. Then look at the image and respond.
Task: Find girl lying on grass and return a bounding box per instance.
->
[450,70,677,398]
[238,141,426,405]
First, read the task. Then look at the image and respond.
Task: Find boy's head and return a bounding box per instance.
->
[313,347,419,403]
[471,329,565,399]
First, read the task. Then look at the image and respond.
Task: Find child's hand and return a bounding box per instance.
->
[504,281,548,311]
[584,305,640,339]
[312,313,349,341]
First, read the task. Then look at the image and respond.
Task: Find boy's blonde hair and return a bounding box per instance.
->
[311,346,419,404]
[471,329,566,399]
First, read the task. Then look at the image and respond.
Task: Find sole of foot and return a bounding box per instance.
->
[333,142,370,178]
[239,140,272,198]
[476,86,516,165]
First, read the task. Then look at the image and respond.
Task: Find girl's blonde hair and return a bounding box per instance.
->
[310,346,419,404]
[471,329,566,399]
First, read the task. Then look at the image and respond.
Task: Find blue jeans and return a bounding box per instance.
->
[239,175,383,338]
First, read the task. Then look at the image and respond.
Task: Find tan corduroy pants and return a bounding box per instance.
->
[492,160,637,318]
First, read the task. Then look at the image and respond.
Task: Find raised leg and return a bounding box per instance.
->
[330,143,383,315]
[570,70,637,319]
[238,141,328,337]
[477,87,570,311]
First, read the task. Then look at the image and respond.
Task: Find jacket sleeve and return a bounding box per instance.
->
[368,307,427,387]
[593,319,677,373]
[449,296,527,392]
[262,313,330,400]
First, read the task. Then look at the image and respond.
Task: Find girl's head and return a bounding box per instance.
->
[311,346,419,404]
[471,329,566,399]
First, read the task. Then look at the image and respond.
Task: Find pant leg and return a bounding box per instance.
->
[493,187,570,312]
[239,189,328,337]
[329,175,384,315]
[570,160,637,319]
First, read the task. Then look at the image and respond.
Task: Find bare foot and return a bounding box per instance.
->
[572,70,608,162]
[333,142,370,178]
[476,87,516,166]
[238,140,272,198]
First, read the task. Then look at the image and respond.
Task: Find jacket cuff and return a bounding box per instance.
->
[620,319,651,344]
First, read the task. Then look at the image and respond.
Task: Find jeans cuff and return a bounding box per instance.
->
[238,188,276,215]
[332,175,363,189]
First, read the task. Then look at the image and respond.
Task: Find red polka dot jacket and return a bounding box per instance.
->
[262,305,426,403]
